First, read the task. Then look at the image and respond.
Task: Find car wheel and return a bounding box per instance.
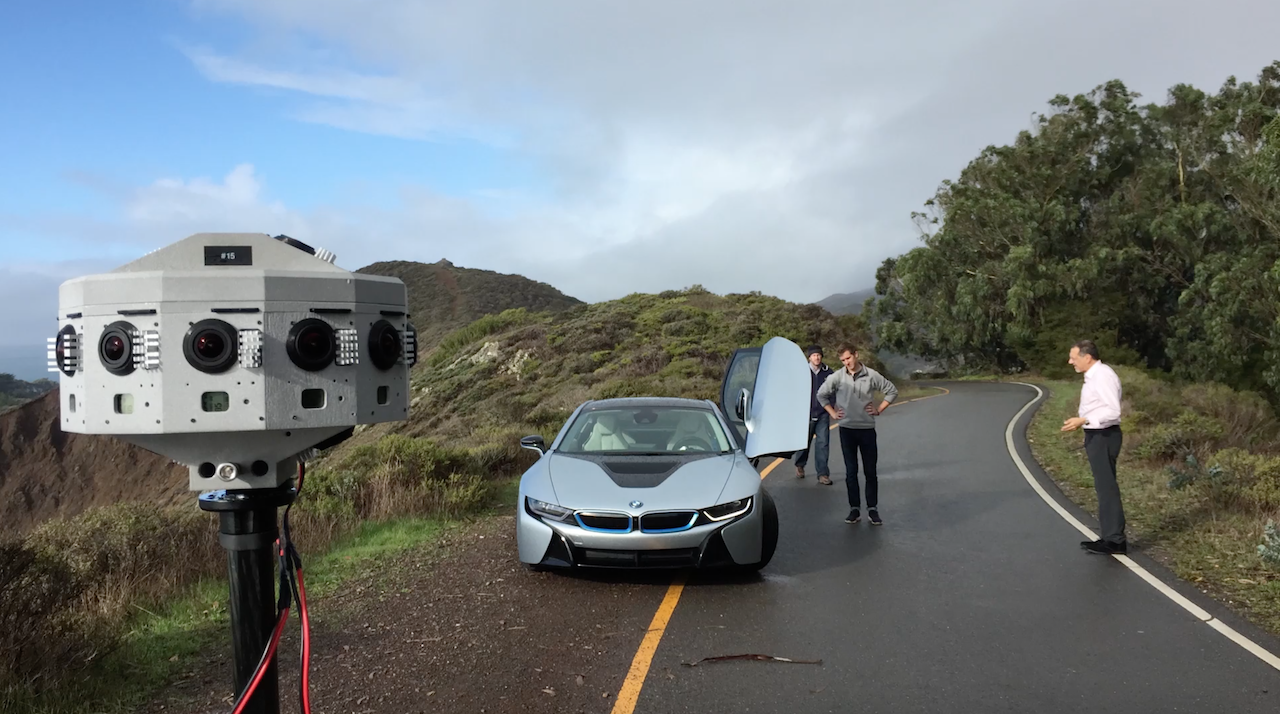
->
[746,487,779,571]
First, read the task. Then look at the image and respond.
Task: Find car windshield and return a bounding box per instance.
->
[557,406,733,454]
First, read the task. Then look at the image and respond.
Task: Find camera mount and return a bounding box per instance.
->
[48,232,418,713]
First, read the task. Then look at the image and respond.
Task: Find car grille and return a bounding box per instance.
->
[574,512,633,532]
[578,548,700,568]
[639,511,699,533]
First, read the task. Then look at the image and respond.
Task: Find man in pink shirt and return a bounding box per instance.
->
[1061,339,1126,554]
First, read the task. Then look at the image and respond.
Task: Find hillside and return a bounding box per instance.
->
[0,373,57,413]
[0,391,188,537]
[815,288,876,316]
[312,286,882,465]
[356,259,584,346]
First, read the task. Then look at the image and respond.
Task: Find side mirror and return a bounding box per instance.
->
[734,389,751,421]
[520,435,547,454]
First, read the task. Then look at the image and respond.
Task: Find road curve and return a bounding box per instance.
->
[627,381,1280,713]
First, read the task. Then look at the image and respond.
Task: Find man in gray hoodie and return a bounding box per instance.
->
[815,343,898,525]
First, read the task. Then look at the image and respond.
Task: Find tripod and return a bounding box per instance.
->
[199,480,304,714]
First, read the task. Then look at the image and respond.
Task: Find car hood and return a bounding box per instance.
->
[547,452,737,512]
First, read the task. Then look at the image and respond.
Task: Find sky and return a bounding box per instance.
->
[3,0,1279,378]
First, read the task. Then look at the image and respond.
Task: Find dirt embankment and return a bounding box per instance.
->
[0,390,188,538]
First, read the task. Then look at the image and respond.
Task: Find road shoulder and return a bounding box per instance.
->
[1005,380,1280,668]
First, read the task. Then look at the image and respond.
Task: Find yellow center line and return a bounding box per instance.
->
[609,384,951,711]
[610,578,687,714]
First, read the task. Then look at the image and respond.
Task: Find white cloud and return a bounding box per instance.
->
[10,0,1280,351]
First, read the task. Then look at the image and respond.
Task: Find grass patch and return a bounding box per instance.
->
[1025,370,1280,638]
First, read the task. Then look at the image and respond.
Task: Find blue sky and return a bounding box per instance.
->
[3,0,1279,381]
[0,1,541,257]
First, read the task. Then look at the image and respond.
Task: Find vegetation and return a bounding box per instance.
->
[0,373,55,411]
[871,62,1280,402]
[384,285,880,451]
[356,259,583,348]
[1027,366,1280,634]
[0,436,511,710]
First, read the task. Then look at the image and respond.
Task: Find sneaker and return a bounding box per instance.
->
[845,508,861,524]
[1083,540,1126,555]
[795,466,805,478]
[868,509,883,526]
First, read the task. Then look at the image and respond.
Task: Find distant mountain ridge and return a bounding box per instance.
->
[356,259,584,347]
[0,373,56,413]
[816,288,876,315]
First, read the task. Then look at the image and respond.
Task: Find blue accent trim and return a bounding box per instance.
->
[574,512,633,533]
[639,512,700,534]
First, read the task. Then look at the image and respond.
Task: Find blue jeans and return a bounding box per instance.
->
[793,412,830,476]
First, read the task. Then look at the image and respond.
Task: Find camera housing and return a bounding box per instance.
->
[49,232,416,490]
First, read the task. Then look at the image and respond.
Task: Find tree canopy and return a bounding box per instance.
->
[872,61,1280,397]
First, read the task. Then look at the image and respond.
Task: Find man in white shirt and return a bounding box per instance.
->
[1061,339,1126,554]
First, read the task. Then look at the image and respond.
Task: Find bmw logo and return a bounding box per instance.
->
[629,500,643,508]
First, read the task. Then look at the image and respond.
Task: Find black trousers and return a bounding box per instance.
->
[1084,426,1126,545]
[838,427,878,510]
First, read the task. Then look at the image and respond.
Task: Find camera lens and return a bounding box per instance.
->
[54,324,77,377]
[367,320,401,371]
[98,321,136,376]
[184,319,239,374]
[287,318,336,371]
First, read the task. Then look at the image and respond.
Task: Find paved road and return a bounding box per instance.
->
[628,381,1280,713]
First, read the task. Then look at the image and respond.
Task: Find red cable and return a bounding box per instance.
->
[298,565,312,713]
[231,607,289,714]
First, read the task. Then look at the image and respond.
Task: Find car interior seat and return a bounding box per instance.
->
[583,413,636,451]
[665,416,707,451]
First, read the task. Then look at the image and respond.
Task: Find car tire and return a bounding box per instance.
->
[746,487,779,571]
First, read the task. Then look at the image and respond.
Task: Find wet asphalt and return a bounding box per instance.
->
[628,381,1280,713]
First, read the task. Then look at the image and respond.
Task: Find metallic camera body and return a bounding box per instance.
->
[48,232,416,491]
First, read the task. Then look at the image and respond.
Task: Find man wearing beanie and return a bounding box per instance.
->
[794,344,835,485]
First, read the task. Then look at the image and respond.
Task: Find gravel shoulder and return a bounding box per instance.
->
[141,514,674,714]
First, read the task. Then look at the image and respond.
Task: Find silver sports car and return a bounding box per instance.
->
[515,336,811,571]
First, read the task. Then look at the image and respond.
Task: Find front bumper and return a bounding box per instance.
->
[516,498,763,569]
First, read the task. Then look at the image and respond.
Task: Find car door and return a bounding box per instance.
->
[719,336,811,459]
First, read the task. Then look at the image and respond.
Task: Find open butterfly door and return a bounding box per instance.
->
[719,336,811,459]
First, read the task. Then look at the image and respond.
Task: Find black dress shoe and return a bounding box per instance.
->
[1083,540,1126,555]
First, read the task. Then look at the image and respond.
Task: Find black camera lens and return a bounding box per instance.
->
[54,324,77,377]
[367,320,401,371]
[98,321,136,376]
[184,319,239,374]
[287,318,336,371]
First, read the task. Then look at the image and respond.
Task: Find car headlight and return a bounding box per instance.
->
[701,496,753,522]
[527,497,574,523]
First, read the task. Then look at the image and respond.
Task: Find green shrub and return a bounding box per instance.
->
[428,308,536,367]
[1182,382,1279,451]
[1133,410,1227,461]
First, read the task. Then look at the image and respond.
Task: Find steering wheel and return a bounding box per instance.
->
[674,436,715,452]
